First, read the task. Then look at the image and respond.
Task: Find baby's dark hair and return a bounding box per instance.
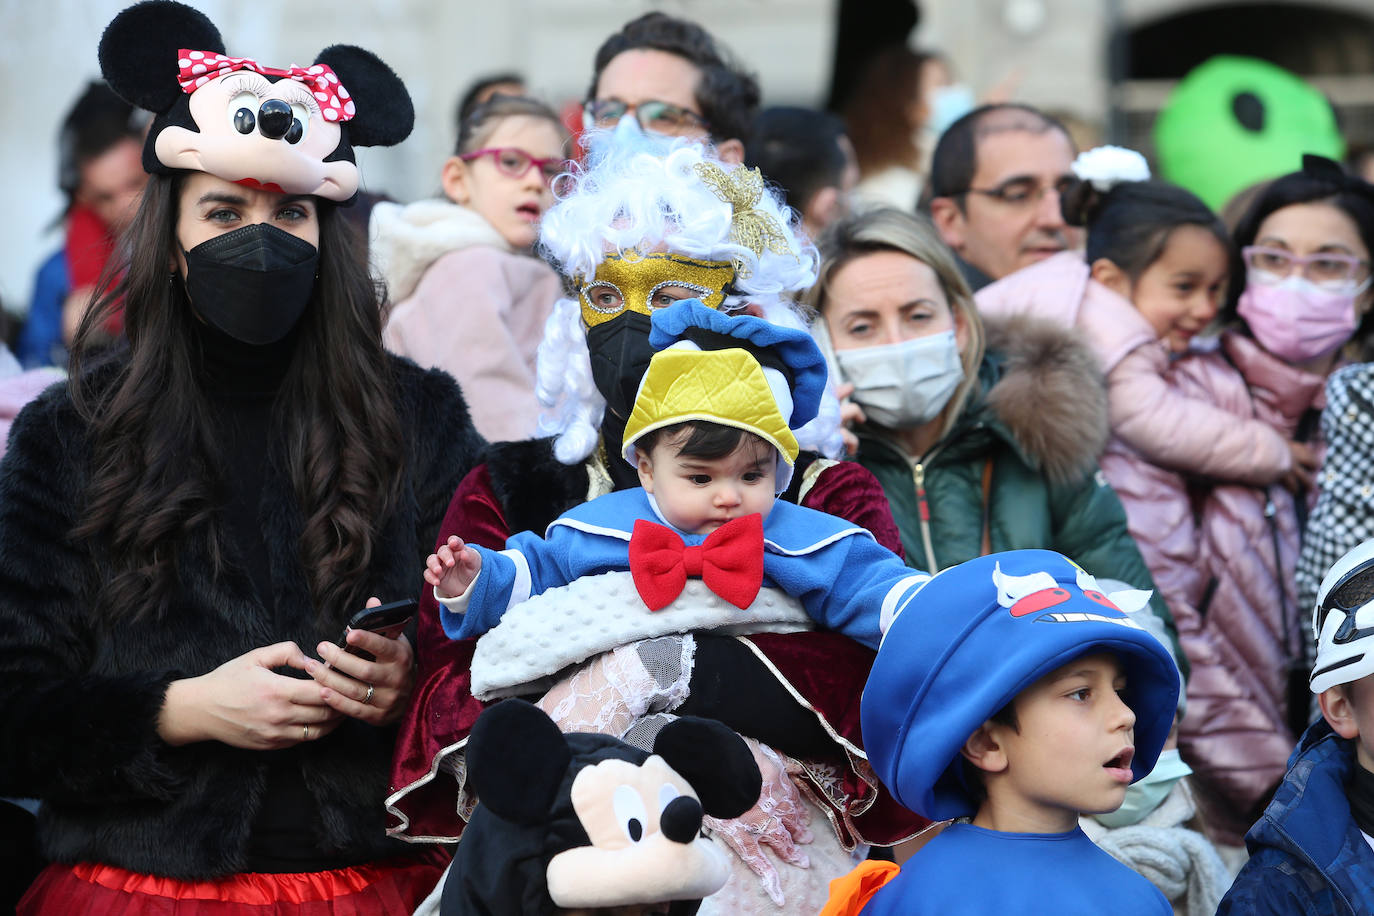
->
[636,420,771,463]
[1060,179,1229,282]
[960,701,1020,802]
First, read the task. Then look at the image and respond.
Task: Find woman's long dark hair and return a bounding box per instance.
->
[69,173,406,625]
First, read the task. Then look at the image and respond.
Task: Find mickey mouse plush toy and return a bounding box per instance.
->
[442,699,763,915]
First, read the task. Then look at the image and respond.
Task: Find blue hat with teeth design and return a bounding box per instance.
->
[861,549,1180,821]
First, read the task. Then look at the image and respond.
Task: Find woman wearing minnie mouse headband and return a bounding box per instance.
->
[0,3,484,912]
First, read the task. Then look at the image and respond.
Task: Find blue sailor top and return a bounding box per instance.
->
[439,487,928,649]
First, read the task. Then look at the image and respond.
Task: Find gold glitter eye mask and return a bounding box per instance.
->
[578,251,735,328]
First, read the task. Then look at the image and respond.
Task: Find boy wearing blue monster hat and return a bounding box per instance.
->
[825,549,1180,915]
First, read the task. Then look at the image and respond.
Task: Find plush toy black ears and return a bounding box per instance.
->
[467,699,763,825]
[98,0,224,114]
[467,699,574,826]
[654,717,762,820]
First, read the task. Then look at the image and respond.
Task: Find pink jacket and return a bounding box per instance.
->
[1150,336,1323,843]
[374,200,560,443]
[976,252,1292,484]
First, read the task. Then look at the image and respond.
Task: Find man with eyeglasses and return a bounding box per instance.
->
[926,104,1083,291]
[584,12,759,164]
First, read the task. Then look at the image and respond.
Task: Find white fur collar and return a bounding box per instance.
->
[369,198,509,302]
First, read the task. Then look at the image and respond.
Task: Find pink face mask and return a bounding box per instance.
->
[1237,273,1365,363]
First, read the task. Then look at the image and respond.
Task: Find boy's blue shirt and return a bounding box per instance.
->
[861,823,1170,915]
[441,487,927,648]
[1218,718,1374,916]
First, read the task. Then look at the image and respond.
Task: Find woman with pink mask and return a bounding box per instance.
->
[373,96,568,441]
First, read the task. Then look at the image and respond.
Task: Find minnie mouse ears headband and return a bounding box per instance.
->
[98,0,413,203]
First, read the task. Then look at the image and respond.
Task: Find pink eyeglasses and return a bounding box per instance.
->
[459,147,571,186]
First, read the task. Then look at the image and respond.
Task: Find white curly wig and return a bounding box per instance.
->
[534,134,843,464]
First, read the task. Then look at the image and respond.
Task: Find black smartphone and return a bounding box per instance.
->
[336,598,418,661]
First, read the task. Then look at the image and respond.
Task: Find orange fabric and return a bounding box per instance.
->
[818,860,900,916]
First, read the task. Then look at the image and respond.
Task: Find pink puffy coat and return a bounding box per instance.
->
[1147,336,1323,843]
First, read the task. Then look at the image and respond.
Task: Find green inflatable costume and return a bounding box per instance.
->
[1154,55,1344,213]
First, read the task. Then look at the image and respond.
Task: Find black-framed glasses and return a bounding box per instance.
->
[582,99,710,136]
[960,175,1080,209]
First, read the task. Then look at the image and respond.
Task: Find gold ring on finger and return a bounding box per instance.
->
[303,724,310,742]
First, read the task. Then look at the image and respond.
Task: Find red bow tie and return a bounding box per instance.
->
[177,50,356,123]
[628,515,765,611]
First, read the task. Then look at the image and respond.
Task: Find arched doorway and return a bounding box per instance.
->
[1114,3,1374,163]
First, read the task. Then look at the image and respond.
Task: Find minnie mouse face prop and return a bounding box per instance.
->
[98,0,412,203]
[443,699,762,915]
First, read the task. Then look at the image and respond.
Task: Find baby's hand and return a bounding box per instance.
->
[424,535,482,598]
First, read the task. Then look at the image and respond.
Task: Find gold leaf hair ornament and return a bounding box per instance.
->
[693,161,797,278]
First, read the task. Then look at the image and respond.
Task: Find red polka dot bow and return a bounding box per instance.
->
[177,49,356,122]
[628,515,765,612]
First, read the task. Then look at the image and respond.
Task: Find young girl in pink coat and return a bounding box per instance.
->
[373,96,567,441]
[978,150,1333,847]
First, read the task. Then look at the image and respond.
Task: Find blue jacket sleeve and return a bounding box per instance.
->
[440,526,581,640]
[1217,852,1333,916]
[773,535,929,649]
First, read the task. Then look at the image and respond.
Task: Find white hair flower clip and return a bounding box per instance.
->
[1071,145,1151,193]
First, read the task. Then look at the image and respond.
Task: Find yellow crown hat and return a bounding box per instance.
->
[621,301,828,493]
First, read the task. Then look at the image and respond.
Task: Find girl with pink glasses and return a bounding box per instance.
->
[373,96,570,440]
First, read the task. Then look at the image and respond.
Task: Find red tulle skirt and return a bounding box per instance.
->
[19,854,446,915]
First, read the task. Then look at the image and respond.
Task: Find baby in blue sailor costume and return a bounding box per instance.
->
[425,299,927,651]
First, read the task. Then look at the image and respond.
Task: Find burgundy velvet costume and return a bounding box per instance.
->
[388,440,926,848]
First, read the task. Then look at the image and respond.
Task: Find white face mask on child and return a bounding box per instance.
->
[833,330,964,429]
[1091,748,1192,828]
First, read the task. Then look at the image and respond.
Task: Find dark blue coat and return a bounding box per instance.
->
[1218,720,1374,915]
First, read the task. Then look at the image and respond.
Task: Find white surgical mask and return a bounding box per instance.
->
[925,84,976,141]
[833,330,964,429]
[1092,748,1192,828]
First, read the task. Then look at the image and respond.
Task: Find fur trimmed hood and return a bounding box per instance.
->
[369,198,509,302]
[981,314,1109,487]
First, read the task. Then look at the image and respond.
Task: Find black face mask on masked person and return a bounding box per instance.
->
[586,311,656,422]
[181,222,319,345]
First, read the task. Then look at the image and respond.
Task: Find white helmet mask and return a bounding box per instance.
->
[1311,538,1374,694]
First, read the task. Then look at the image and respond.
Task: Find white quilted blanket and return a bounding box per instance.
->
[470,571,814,700]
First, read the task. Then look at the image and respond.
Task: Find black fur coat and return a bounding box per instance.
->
[0,355,483,878]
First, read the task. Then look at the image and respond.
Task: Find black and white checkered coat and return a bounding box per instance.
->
[1298,363,1374,619]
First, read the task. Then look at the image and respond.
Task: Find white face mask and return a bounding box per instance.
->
[834,330,964,429]
[924,84,976,141]
[1091,748,1192,828]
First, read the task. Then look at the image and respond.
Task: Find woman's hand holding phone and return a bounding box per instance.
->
[158,642,343,749]
[308,596,416,726]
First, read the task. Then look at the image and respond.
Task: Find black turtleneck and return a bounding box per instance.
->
[1348,758,1374,838]
[192,318,345,873]
[600,410,641,492]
